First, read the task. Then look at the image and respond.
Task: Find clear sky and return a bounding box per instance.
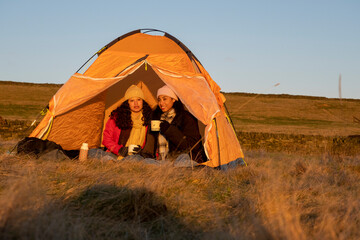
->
[0,0,359,99]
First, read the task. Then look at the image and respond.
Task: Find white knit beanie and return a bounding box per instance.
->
[156,85,178,101]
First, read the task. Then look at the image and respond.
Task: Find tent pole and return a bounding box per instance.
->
[214,118,221,169]
[76,52,98,73]
[224,102,237,133]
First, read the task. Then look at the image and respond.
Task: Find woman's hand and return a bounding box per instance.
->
[118,147,128,157]
[132,145,141,154]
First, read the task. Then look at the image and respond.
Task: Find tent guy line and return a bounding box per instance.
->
[237,83,281,110]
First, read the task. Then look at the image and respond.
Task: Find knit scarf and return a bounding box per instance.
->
[126,111,146,152]
[158,108,176,160]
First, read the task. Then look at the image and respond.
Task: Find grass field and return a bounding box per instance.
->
[1,81,359,136]
[1,151,359,239]
[225,93,360,136]
[0,81,360,239]
[0,81,61,120]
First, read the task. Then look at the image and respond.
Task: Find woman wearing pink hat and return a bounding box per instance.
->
[141,85,206,163]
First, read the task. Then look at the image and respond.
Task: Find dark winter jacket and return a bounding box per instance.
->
[142,104,207,163]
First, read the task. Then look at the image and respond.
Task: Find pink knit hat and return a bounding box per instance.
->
[157,85,178,101]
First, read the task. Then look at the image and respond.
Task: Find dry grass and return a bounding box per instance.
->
[1,82,360,239]
[0,147,359,239]
[224,93,360,136]
[0,82,60,120]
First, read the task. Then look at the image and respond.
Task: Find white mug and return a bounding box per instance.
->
[151,120,161,131]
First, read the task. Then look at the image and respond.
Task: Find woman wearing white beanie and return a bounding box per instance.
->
[140,85,206,163]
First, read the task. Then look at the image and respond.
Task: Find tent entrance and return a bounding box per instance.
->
[100,65,165,145]
[101,64,206,149]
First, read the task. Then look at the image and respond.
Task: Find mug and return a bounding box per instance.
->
[151,120,161,131]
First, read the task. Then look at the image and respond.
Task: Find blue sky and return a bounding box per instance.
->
[1,0,359,99]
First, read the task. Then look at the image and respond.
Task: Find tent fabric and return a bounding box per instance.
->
[149,63,220,125]
[47,92,106,150]
[30,30,244,168]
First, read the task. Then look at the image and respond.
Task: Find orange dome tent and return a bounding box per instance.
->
[30,29,245,168]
